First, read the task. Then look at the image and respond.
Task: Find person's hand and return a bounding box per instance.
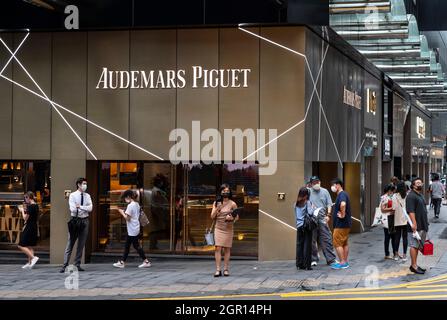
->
[324,216,330,224]
[118,209,125,215]
[412,224,417,233]
[225,214,234,222]
[76,204,81,209]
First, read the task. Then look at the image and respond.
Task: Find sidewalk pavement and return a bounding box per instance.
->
[1,205,447,299]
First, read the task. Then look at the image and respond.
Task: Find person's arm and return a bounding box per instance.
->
[211,201,221,219]
[325,190,332,219]
[409,212,417,233]
[19,205,28,221]
[119,205,132,222]
[338,201,346,219]
[380,198,395,214]
[80,194,93,212]
[68,194,78,215]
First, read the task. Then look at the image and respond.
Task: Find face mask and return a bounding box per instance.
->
[125,198,131,203]
[415,185,423,191]
[80,184,87,192]
[222,192,230,198]
[331,186,337,193]
[312,184,321,191]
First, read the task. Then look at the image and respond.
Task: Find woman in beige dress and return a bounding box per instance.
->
[210,184,238,277]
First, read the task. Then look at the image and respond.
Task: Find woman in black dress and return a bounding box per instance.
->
[18,191,40,269]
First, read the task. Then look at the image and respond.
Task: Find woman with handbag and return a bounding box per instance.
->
[113,190,151,269]
[210,184,238,277]
[381,184,398,260]
[393,181,409,261]
[295,187,315,271]
[18,192,40,269]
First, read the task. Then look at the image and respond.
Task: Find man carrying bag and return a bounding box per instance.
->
[60,178,93,273]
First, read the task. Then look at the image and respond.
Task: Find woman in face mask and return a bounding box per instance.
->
[113,190,151,269]
[381,184,397,260]
[210,183,238,277]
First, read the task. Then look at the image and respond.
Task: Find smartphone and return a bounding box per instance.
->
[231,207,243,218]
[215,195,223,206]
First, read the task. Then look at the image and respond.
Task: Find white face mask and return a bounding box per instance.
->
[331,185,338,193]
[312,184,321,191]
[80,183,87,192]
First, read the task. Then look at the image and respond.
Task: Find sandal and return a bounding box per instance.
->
[214,270,222,277]
[223,270,230,277]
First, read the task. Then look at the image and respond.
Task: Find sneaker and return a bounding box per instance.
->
[113,261,125,268]
[384,255,393,260]
[138,260,151,268]
[311,261,318,267]
[330,263,342,270]
[29,256,39,268]
[393,255,399,261]
[401,255,408,262]
[22,262,31,269]
[340,262,350,269]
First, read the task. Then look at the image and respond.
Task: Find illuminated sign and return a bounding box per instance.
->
[367,89,377,115]
[343,86,362,110]
[416,116,426,139]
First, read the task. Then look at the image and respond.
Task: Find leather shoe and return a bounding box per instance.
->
[410,266,424,274]
[59,266,66,273]
[417,266,426,272]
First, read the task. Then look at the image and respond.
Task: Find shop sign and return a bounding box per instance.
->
[364,129,377,157]
[96,66,251,89]
[383,135,392,161]
[343,86,362,110]
[366,89,377,115]
[416,116,426,139]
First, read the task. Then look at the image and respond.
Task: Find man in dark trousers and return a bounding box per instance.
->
[406,177,429,274]
[60,178,93,273]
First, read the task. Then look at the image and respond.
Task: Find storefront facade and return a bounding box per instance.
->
[0,26,432,263]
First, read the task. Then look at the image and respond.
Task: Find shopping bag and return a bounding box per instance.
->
[372,207,388,228]
[204,219,216,246]
[421,240,434,256]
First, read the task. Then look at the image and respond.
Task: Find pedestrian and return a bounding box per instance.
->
[428,173,444,219]
[295,187,315,270]
[391,176,399,186]
[210,184,238,277]
[308,176,337,267]
[18,192,39,269]
[60,178,92,273]
[381,184,398,260]
[113,190,151,269]
[329,179,352,270]
[406,177,429,274]
[393,182,408,262]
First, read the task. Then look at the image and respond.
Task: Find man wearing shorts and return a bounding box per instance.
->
[330,179,352,270]
[406,177,429,274]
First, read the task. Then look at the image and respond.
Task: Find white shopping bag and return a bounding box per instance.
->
[372,207,388,228]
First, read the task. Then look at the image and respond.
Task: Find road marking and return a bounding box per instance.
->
[331,294,447,300]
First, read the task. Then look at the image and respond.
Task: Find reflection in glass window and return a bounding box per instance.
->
[0,161,51,251]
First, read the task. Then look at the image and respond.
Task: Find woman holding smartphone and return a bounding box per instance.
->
[210,184,238,277]
[18,192,39,269]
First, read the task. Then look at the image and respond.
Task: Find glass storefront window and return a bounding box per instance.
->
[0,161,51,251]
[96,161,258,257]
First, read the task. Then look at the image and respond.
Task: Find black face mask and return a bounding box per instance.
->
[221,192,230,198]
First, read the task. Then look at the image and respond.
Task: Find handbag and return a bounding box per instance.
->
[205,219,216,246]
[139,208,150,227]
[421,239,434,256]
[302,204,318,231]
[372,207,388,228]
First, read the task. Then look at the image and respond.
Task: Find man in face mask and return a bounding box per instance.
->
[308,176,337,267]
[60,177,93,273]
[406,178,429,274]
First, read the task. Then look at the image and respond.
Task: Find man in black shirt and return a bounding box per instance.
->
[406,177,429,274]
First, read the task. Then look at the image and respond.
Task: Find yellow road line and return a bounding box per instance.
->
[329,294,447,300]
[281,288,447,298]
[135,274,447,300]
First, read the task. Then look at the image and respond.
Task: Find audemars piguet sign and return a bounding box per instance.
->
[96,66,251,89]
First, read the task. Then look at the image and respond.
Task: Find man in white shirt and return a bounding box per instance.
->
[60,178,93,273]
